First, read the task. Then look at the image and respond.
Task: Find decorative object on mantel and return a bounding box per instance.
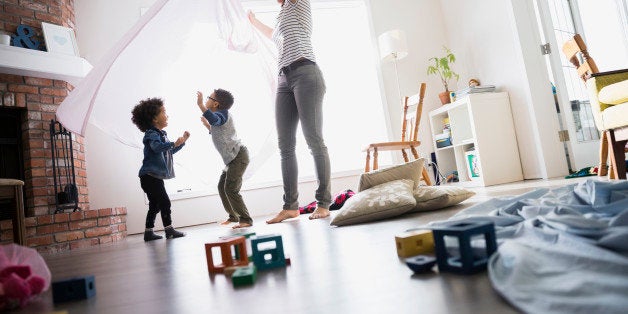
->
[10,25,43,50]
[0,30,11,46]
[427,46,459,105]
[41,22,80,56]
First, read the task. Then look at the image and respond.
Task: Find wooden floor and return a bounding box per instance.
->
[15,177,595,314]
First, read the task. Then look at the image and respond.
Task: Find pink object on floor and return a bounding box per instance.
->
[0,244,51,311]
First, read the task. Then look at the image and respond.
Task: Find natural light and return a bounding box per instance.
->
[162,0,390,198]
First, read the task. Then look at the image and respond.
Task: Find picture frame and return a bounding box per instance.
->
[41,22,80,56]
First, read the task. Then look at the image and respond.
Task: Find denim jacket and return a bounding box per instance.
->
[138,127,184,179]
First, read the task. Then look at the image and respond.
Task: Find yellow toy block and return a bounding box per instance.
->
[395,230,434,257]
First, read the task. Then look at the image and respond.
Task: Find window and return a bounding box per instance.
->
[164,0,389,198]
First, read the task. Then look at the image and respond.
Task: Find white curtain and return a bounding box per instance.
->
[56,0,278,185]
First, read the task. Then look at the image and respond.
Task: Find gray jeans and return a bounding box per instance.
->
[218,146,252,224]
[276,63,332,210]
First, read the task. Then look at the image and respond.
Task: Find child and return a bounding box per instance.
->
[196,89,252,229]
[131,97,190,241]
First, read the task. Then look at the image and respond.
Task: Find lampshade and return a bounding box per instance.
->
[378,29,408,62]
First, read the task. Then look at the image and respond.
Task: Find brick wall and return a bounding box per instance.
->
[1,207,127,254]
[0,0,127,253]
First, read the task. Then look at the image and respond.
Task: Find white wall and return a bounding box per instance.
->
[75,0,569,234]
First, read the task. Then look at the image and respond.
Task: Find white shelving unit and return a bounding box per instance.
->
[428,92,523,186]
[0,44,92,85]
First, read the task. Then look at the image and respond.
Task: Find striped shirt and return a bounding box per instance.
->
[272,0,316,70]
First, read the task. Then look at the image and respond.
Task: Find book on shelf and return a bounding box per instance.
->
[455,85,496,98]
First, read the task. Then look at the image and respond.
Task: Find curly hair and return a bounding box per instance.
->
[214,88,234,110]
[131,97,164,132]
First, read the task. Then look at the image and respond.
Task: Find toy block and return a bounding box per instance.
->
[285,256,291,266]
[395,230,434,257]
[405,255,437,273]
[52,275,96,303]
[224,265,247,277]
[232,264,257,287]
[250,234,286,270]
[205,236,249,273]
[221,231,256,260]
[432,221,497,274]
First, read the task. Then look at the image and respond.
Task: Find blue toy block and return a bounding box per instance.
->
[250,234,286,270]
[52,275,96,303]
[405,255,437,273]
[431,221,497,274]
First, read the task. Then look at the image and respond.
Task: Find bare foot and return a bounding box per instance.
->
[266,210,299,224]
[309,207,330,220]
[220,220,235,225]
[232,222,252,229]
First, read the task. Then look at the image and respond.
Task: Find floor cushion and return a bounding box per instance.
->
[331,179,416,226]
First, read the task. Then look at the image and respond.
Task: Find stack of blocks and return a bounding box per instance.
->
[397,222,497,275]
[205,233,287,287]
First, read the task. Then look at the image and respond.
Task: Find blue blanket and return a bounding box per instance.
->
[421,179,628,314]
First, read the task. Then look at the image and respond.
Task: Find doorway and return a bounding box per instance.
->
[0,108,25,220]
[534,0,628,172]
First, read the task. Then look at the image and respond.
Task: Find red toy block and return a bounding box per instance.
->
[205,236,248,273]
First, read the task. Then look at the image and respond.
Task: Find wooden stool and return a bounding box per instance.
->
[0,179,26,245]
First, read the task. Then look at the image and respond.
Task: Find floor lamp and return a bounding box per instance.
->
[378,29,408,109]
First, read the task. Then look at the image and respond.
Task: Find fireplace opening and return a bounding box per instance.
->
[0,108,25,220]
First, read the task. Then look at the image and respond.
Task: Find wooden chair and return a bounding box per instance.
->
[562,34,628,179]
[364,82,432,185]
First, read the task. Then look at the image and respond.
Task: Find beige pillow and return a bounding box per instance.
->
[409,185,475,213]
[358,158,425,192]
[331,179,416,226]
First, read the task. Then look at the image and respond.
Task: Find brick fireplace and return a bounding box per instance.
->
[0,0,126,253]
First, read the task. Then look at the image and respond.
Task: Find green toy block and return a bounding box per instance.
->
[221,232,256,260]
[232,265,257,287]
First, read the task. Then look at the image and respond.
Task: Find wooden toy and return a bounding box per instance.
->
[221,231,256,260]
[232,264,257,287]
[205,236,249,273]
[405,255,437,273]
[250,234,286,270]
[52,275,96,303]
[432,221,497,274]
[395,229,434,257]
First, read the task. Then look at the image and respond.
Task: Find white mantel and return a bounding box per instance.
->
[0,44,92,85]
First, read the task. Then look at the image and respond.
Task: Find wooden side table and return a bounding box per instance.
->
[0,179,26,245]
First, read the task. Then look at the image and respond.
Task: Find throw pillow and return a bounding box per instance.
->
[409,185,475,213]
[358,158,425,192]
[331,179,416,226]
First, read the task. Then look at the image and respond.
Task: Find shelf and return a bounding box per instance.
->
[0,44,92,85]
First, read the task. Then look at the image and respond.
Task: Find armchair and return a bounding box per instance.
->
[562,34,628,179]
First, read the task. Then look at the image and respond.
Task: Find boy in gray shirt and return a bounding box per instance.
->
[196,89,252,228]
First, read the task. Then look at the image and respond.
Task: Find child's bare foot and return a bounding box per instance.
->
[309,207,330,220]
[266,210,299,224]
[232,222,252,229]
[220,219,236,225]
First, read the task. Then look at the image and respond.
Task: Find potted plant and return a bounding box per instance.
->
[427,46,459,105]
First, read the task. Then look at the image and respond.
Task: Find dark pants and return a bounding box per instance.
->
[218,146,252,224]
[140,174,172,229]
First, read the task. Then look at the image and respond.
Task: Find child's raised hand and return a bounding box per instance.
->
[200,117,211,131]
[174,131,190,147]
[196,91,206,112]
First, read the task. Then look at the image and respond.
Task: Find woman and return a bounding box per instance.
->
[248,0,331,223]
